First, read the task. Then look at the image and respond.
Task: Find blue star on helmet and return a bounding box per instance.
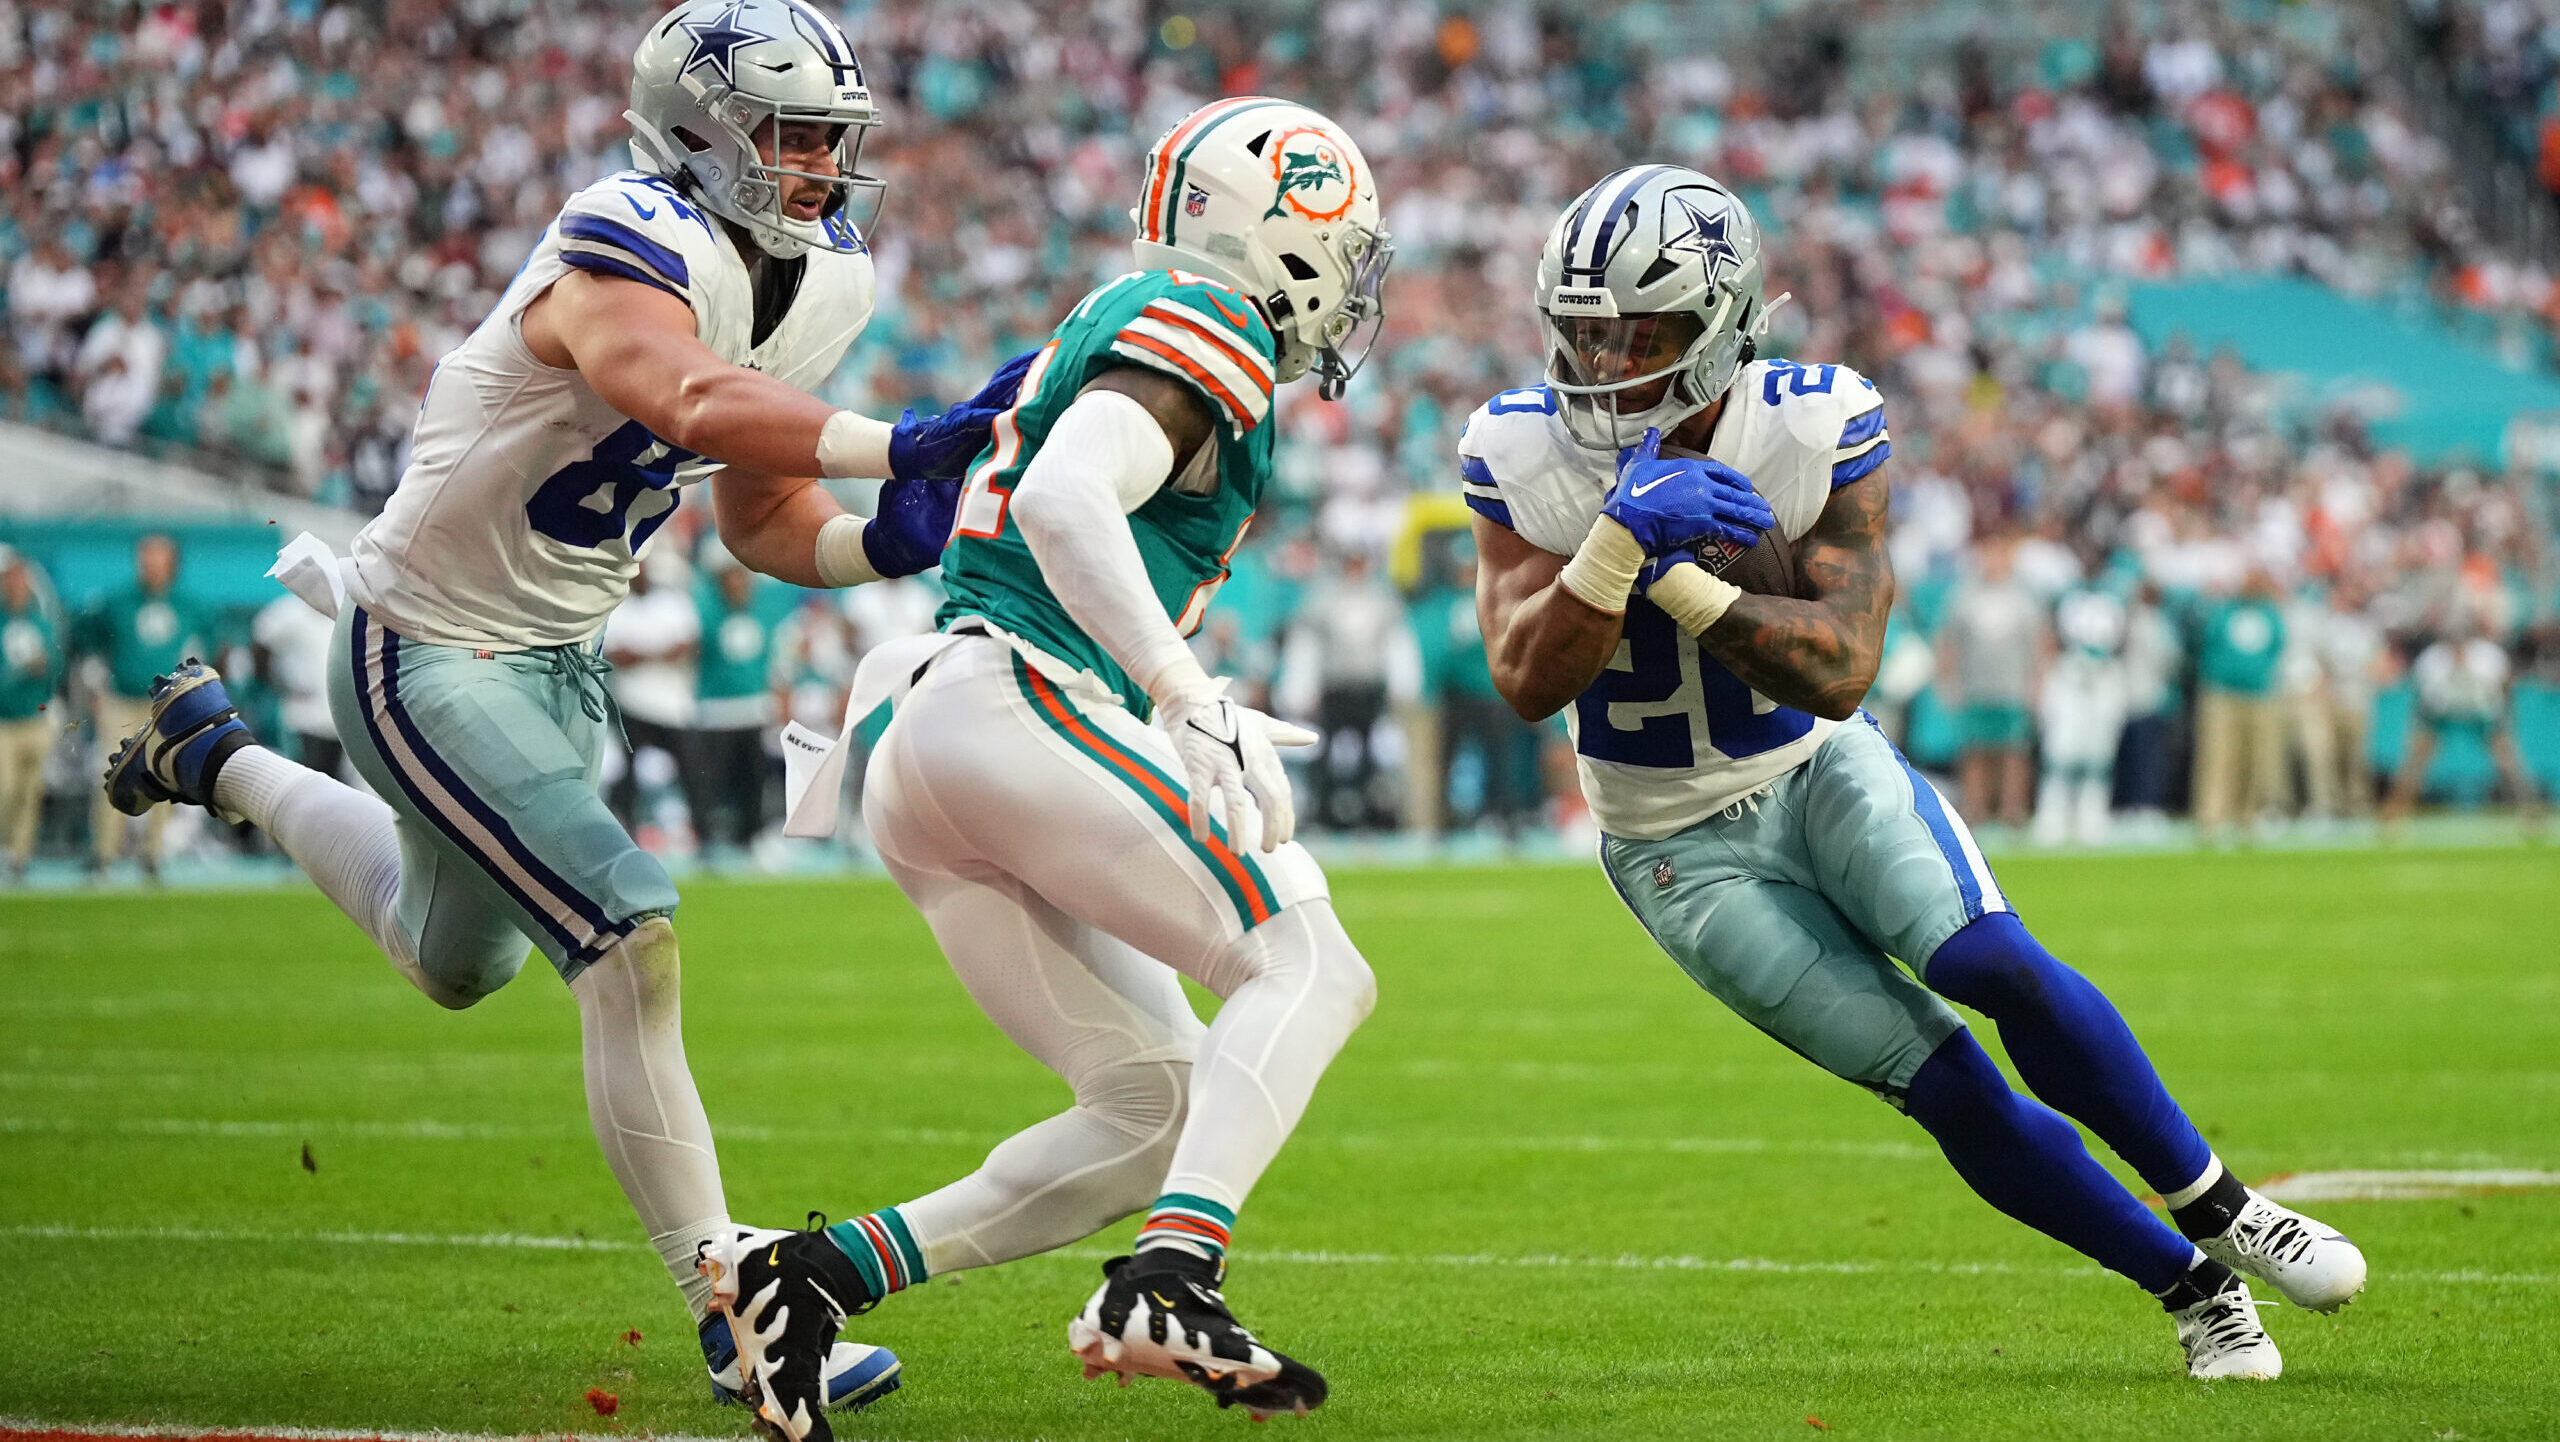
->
[677,1,761,89]
[1658,194,1740,280]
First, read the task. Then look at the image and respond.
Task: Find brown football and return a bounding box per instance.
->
[1660,443,1799,598]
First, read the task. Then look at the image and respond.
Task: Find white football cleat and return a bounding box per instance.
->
[2199,1190,2367,1313]
[2172,1272,2282,1381]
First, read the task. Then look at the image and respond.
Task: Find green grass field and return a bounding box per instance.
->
[4,848,2557,1441]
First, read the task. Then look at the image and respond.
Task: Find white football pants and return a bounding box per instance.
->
[862,635,1374,1277]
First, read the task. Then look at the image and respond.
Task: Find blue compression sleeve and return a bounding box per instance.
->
[1924,912,2213,1197]
[1904,1031,2197,1293]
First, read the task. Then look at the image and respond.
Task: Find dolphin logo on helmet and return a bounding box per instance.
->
[1130,99,1394,403]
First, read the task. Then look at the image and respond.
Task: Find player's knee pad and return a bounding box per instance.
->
[1922,912,2078,1027]
[407,920,528,1011]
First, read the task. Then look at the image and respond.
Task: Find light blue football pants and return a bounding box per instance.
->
[1600,716,2007,1099]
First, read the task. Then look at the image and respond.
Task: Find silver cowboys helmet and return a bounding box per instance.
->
[1537,165,1770,451]
[626,0,884,260]
[1130,97,1394,401]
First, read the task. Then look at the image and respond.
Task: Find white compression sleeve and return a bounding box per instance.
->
[1008,389,1195,700]
[571,917,731,1320]
[212,744,453,1003]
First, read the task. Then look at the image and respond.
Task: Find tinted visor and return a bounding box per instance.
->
[1546,311,1707,391]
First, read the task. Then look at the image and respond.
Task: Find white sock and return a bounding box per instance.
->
[2162,1155,2226,1210]
[216,744,431,991]
[1157,901,1376,1221]
[571,917,730,1319]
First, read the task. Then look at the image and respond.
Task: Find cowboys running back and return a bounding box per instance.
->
[103,0,1022,1413]
[1466,165,2365,1381]
[694,96,1392,1432]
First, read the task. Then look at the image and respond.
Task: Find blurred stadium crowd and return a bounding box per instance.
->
[2,0,2556,878]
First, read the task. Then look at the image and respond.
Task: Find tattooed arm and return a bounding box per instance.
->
[1691,467,1895,722]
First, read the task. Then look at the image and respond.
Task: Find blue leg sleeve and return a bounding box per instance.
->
[1905,1031,2196,1293]
[1924,911,2213,1197]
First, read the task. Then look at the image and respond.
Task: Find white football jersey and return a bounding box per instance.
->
[1459,358,1890,840]
[349,170,875,650]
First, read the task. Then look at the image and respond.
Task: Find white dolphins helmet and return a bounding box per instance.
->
[1536,165,1772,451]
[625,0,885,260]
[1130,97,1395,401]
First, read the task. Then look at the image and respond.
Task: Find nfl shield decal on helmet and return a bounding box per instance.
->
[1264,126,1356,223]
[1184,184,1210,218]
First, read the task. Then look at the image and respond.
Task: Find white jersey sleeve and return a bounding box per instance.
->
[345,172,871,652]
[1456,359,1892,840]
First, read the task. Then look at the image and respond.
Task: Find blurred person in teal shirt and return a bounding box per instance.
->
[687,557,786,859]
[78,533,208,877]
[0,548,64,881]
[2191,569,2288,842]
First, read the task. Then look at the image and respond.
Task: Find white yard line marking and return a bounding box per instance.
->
[2,1225,2549,1286]
[2257,1169,2560,1202]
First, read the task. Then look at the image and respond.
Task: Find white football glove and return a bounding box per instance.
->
[1153,676,1317,852]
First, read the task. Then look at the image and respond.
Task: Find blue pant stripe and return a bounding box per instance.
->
[1896,753,1983,920]
[351,611,613,958]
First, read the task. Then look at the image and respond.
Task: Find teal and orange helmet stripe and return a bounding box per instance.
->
[1139,95,1293,247]
[1010,656,1278,929]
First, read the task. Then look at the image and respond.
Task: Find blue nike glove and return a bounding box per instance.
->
[885,350,1036,482]
[861,472,962,577]
[1601,427,1776,557]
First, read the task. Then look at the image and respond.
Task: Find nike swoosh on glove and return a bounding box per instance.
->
[1155,680,1318,852]
[859,472,961,577]
[885,350,1037,482]
[1601,426,1776,556]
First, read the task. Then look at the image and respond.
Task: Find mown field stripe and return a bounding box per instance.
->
[3,1226,2551,1286]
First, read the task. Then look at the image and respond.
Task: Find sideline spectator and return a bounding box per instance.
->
[0,548,63,881]
[689,558,785,858]
[602,557,700,840]
[2114,582,2184,833]
[1941,534,2046,829]
[1285,550,1414,833]
[2318,582,2388,818]
[2193,568,2290,841]
[2385,611,2547,826]
[79,534,208,880]
[2035,580,2129,845]
[253,591,344,781]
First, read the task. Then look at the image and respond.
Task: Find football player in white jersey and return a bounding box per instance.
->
[1465,166,2365,1381]
[2035,582,2131,846]
[100,0,1026,1412]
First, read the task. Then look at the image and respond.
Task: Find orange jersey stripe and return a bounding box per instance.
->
[1142,302,1274,396]
[1022,668,1274,924]
[1118,331,1254,428]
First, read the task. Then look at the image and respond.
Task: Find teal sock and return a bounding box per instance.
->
[822,1208,928,1298]
[1133,1192,1234,1264]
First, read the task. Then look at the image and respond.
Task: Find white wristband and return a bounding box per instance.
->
[1557,515,1646,615]
[815,409,895,480]
[1647,561,1744,636]
[812,512,880,587]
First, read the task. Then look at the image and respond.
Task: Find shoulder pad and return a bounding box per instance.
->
[1099,270,1278,435]
[1745,358,1890,489]
[555,172,722,305]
